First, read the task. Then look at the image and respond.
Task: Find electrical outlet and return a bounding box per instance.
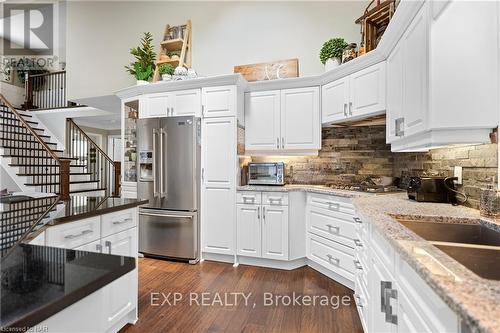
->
[454,166,463,185]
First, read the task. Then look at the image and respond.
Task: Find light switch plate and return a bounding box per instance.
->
[454,166,463,185]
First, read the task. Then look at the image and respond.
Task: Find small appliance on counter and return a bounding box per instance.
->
[248,162,285,185]
[407,176,459,205]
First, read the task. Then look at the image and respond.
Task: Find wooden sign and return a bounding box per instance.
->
[234,59,299,82]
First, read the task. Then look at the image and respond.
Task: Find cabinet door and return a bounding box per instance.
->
[102,270,137,331]
[370,253,397,333]
[262,205,288,260]
[171,89,201,116]
[322,77,349,124]
[349,62,386,118]
[202,86,236,118]
[102,228,137,257]
[281,87,320,150]
[201,117,236,255]
[386,42,404,143]
[74,239,102,253]
[143,93,169,118]
[244,91,281,151]
[236,204,261,257]
[402,3,429,137]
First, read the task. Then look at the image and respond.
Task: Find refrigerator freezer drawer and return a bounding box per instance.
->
[139,209,198,260]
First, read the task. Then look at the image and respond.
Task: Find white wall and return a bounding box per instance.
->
[66,1,364,99]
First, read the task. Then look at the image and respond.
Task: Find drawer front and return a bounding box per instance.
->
[45,216,100,249]
[306,205,357,248]
[262,192,289,206]
[236,191,262,205]
[307,234,355,282]
[74,239,102,254]
[307,193,355,215]
[101,209,136,237]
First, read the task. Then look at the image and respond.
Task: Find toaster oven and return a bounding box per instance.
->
[248,162,285,185]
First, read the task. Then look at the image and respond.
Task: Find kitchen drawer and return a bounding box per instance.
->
[307,193,355,215]
[45,216,100,249]
[74,239,102,253]
[354,252,368,288]
[307,234,355,282]
[262,192,288,206]
[306,205,357,248]
[236,191,262,205]
[101,209,136,238]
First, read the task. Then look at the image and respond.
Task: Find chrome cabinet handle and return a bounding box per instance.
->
[395,117,405,137]
[381,281,398,325]
[201,105,205,118]
[96,244,102,253]
[326,254,340,265]
[113,217,133,225]
[281,137,284,149]
[64,229,92,239]
[105,240,112,254]
[326,224,340,233]
[349,102,353,116]
[262,206,266,220]
[268,198,282,205]
[353,217,363,224]
[242,196,255,204]
[276,138,279,149]
[343,103,347,116]
[328,202,340,211]
[354,239,363,247]
[257,206,260,219]
[354,260,363,270]
[201,168,205,182]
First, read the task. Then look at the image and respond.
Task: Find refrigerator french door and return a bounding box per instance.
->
[137,116,201,263]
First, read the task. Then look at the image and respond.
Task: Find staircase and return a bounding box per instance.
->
[0,94,120,198]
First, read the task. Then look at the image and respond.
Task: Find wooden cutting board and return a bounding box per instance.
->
[234,59,299,82]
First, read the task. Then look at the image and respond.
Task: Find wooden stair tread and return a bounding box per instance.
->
[24,179,99,186]
[0,123,44,131]
[0,115,38,125]
[9,163,87,167]
[61,187,107,195]
[2,155,76,160]
[1,146,63,152]
[17,172,92,176]
[0,139,56,146]
[0,130,50,139]
[0,110,32,117]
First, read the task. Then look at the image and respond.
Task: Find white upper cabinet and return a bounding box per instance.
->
[349,62,386,118]
[170,89,201,116]
[245,87,320,153]
[245,90,281,151]
[140,90,200,118]
[281,87,320,150]
[322,77,349,123]
[202,86,237,118]
[322,62,386,125]
[386,42,404,143]
[401,4,429,138]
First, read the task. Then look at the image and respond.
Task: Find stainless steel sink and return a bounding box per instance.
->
[396,218,500,280]
[397,219,500,246]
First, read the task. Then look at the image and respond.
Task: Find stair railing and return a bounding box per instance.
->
[66,118,121,197]
[24,70,67,110]
[0,94,71,199]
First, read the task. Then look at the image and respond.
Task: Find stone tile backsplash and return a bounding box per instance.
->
[245,125,498,209]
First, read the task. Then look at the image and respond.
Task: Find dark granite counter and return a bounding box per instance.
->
[0,244,136,330]
[49,196,149,225]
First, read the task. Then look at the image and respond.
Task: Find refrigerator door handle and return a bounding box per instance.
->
[139,212,193,219]
[160,128,166,198]
[152,128,158,197]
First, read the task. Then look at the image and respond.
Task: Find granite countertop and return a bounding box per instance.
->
[352,193,500,333]
[237,184,379,198]
[49,196,149,225]
[0,244,136,330]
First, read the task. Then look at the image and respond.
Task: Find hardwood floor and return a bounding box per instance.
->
[120,258,363,333]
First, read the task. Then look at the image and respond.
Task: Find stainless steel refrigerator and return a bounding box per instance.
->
[137,116,201,264]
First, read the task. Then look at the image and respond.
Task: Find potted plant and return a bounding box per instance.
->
[158,63,174,81]
[125,32,156,85]
[320,37,348,71]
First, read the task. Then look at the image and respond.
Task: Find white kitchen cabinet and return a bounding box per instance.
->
[370,252,397,333]
[102,227,137,257]
[74,239,102,253]
[170,89,201,116]
[261,204,289,260]
[245,90,281,150]
[103,268,137,330]
[44,216,101,249]
[321,77,349,123]
[202,86,237,118]
[281,87,320,150]
[322,62,386,125]
[245,87,320,153]
[386,42,404,143]
[236,204,261,257]
[140,93,169,118]
[349,62,386,119]
[201,117,237,255]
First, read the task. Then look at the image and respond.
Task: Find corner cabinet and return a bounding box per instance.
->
[322,62,386,125]
[245,87,320,154]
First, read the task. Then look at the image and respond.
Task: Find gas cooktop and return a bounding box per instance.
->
[327,184,402,193]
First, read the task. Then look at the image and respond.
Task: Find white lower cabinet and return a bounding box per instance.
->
[102,227,137,257]
[236,191,289,261]
[74,239,102,253]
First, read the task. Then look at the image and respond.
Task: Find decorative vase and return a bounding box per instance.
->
[161,74,172,81]
[136,80,149,86]
[325,58,341,71]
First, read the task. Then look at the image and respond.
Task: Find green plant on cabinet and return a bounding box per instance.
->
[320,37,348,65]
[125,32,157,81]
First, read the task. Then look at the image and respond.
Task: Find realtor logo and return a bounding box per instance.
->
[3,3,54,56]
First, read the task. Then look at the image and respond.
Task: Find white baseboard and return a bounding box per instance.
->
[307,259,354,290]
[237,256,307,271]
